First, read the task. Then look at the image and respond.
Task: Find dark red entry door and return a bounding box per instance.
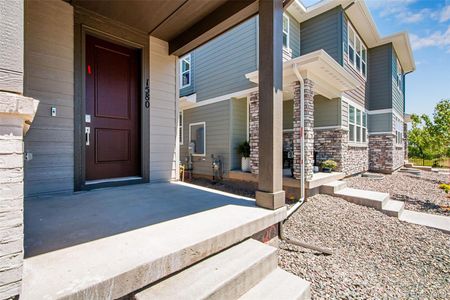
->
[85,35,141,181]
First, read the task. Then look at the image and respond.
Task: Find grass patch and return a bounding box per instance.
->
[409,157,450,168]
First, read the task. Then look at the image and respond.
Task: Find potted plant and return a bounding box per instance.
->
[321,160,337,173]
[237,141,251,172]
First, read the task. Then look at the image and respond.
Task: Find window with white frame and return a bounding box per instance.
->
[180,54,191,88]
[396,58,403,91]
[348,24,367,77]
[179,111,183,145]
[348,104,367,143]
[189,122,206,156]
[394,115,403,145]
[283,14,289,49]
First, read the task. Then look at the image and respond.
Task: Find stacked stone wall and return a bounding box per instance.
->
[369,134,405,173]
[344,146,369,175]
[314,129,346,171]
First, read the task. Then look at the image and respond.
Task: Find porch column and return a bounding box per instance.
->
[255,0,285,209]
[0,1,37,298]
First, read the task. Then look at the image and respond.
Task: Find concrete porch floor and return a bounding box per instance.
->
[23,182,286,299]
[25,181,282,257]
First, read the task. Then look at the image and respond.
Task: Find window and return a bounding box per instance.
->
[348,104,367,144]
[283,14,289,49]
[189,122,206,156]
[179,111,183,145]
[180,54,191,88]
[396,131,402,145]
[347,24,367,77]
[396,58,402,91]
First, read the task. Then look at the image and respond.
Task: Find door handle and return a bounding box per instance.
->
[85,127,91,146]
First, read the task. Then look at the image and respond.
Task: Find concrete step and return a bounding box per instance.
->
[382,199,405,217]
[335,188,390,210]
[22,203,286,299]
[239,268,311,300]
[320,180,347,195]
[135,239,277,300]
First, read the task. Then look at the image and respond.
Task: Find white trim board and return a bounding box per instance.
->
[313,125,348,131]
[182,87,258,110]
[368,108,404,121]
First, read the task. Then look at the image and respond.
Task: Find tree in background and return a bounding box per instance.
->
[408,99,450,166]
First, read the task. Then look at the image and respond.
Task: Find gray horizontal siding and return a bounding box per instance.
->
[230,98,248,170]
[24,0,74,196]
[283,100,294,130]
[314,96,340,127]
[193,17,257,101]
[300,6,342,63]
[392,50,404,115]
[368,113,392,133]
[180,101,231,176]
[368,44,392,111]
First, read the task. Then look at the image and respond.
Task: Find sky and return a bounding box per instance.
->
[302,0,450,117]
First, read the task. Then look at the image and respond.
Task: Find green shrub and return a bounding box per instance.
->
[321,160,337,170]
[237,141,250,158]
[439,183,450,194]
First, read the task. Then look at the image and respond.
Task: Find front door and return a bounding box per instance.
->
[85,35,141,181]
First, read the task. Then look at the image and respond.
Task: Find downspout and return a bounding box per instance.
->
[285,63,305,218]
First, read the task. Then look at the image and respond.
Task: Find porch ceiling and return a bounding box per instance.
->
[246,50,361,99]
[70,0,259,56]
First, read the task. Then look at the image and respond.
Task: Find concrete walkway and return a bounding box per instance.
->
[321,180,450,234]
[400,210,450,234]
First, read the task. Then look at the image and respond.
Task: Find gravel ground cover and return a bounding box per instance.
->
[279,194,450,299]
[344,171,450,216]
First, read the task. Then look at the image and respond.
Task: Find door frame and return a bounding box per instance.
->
[74,14,150,191]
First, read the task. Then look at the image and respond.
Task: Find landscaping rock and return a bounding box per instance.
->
[279,194,450,300]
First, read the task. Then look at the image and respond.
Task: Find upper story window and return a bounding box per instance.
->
[348,24,367,77]
[349,104,367,144]
[396,58,403,91]
[283,14,289,49]
[180,54,191,88]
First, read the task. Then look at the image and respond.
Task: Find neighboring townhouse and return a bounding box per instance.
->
[179,0,415,181]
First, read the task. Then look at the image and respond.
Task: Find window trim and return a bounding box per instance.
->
[179,111,183,145]
[347,23,367,78]
[396,58,403,92]
[189,121,206,157]
[180,54,191,89]
[348,104,368,144]
[283,13,290,49]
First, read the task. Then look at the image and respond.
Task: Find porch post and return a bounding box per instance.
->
[0,1,37,298]
[255,0,285,209]
[303,78,315,180]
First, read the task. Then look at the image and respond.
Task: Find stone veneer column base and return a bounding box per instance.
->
[369,134,404,173]
[0,91,38,299]
[293,79,314,180]
[249,92,259,175]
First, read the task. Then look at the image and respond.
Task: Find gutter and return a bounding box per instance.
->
[285,63,306,218]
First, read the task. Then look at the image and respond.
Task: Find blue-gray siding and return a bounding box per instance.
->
[300,6,342,63]
[287,13,301,58]
[314,96,340,127]
[368,44,392,111]
[392,50,404,115]
[193,17,257,101]
[180,101,231,176]
[368,113,392,133]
